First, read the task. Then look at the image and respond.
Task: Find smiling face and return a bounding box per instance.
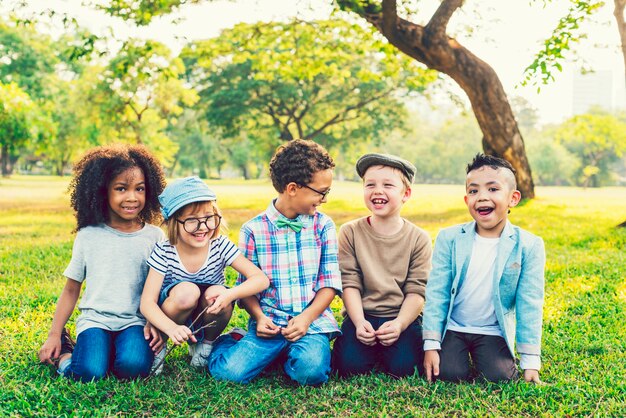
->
[464,166,521,238]
[291,168,333,217]
[174,201,219,250]
[106,166,146,231]
[363,165,411,220]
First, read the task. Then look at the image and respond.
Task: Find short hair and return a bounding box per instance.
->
[269,139,335,192]
[466,153,517,189]
[69,144,166,231]
[363,165,411,191]
[165,200,226,245]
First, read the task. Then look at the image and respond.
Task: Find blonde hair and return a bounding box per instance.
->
[165,201,227,245]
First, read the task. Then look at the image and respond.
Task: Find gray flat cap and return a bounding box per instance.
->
[356,153,416,184]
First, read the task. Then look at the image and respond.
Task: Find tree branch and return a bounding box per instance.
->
[381,0,399,42]
[614,0,626,85]
[424,0,464,42]
[303,87,395,140]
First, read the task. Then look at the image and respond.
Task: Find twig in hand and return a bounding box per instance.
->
[147,305,218,378]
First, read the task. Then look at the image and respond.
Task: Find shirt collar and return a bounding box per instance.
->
[266,199,314,229]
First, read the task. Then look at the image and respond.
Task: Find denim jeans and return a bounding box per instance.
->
[332,315,424,378]
[208,324,332,386]
[58,325,153,382]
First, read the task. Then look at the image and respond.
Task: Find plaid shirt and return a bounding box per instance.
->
[237,200,342,334]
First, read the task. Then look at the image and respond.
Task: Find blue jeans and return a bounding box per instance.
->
[332,315,424,378]
[58,326,153,382]
[208,325,332,386]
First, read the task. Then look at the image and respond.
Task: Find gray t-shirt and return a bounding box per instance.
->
[63,223,164,335]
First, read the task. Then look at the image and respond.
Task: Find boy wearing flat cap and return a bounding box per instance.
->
[332,153,432,378]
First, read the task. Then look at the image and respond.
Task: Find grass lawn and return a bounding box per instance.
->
[1,176,625,417]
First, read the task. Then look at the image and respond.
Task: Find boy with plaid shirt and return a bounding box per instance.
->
[208,140,342,386]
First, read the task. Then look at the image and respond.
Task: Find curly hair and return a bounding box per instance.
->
[269,139,335,192]
[68,144,166,231]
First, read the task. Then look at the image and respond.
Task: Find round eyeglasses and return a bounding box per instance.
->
[176,215,222,233]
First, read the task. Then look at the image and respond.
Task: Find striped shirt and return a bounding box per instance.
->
[237,200,342,334]
[148,235,240,291]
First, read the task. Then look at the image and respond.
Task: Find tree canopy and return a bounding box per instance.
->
[180,19,436,159]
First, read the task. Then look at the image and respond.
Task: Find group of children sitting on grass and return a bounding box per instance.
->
[38,140,545,386]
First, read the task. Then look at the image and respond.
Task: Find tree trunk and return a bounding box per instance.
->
[613,0,626,226]
[342,0,535,198]
[1,144,10,177]
[240,164,250,180]
[615,0,626,87]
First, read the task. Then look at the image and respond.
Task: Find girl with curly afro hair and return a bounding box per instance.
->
[39,144,167,382]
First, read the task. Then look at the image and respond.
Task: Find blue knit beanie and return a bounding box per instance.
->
[159,176,217,220]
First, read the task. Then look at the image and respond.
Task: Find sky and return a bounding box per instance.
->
[10,0,626,125]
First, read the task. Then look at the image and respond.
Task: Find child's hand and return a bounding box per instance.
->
[144,322,165,353]
[281,315,312,342]
[256,315,281,338]
[354,319,376,346]
[204,286,231,315]
[375,319,403,346]
[423,350,440,382]
[523,369,542,384]
[38,335,61,365]
[166,324,196,345]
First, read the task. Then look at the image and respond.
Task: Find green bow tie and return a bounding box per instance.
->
[276,218,303,233]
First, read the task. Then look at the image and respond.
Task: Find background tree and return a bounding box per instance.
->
[97,39,198,165]
[0,19,57,99]
[553,112,626,187]
[36,67,106,175]
[167,109,228,178]
[336,0,538,198]
[180,19,436,164]
[525,127,580,186]
[0,82,37,176]
[614,0,626,85]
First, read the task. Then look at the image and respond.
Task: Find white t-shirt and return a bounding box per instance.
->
[447,234,501,336]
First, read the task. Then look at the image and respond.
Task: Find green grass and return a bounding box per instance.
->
[1,176,625,417]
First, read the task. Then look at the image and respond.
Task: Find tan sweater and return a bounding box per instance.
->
[338,217,432,317]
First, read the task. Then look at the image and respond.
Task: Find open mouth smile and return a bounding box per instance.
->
[476,206,494,216]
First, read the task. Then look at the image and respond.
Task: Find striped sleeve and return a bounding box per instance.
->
[218,236,240,267]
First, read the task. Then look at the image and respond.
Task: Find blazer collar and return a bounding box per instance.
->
[457,221,516,283]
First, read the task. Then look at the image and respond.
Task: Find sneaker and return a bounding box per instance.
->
[60,328,75,356]
[151,346,167,376]
[189,341,213,368]
[228,327,247,341]
[54,328,75,368]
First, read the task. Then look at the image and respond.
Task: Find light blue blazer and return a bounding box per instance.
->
[422,221,545,357]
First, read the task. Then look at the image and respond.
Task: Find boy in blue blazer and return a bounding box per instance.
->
[422,154,545,384]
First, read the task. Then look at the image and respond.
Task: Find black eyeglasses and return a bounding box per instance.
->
[298,183,331,199]
[176,215,222,233]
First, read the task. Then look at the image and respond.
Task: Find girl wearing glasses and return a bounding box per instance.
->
[140,176,269,374]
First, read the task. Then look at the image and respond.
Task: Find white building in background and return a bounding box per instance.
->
[572,70,614,115]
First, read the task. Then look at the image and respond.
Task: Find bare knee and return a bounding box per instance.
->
[166,282,201,312]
